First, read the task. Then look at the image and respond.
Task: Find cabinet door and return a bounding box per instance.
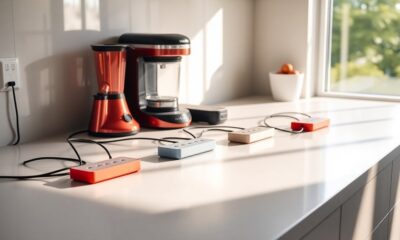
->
[388,205,400,239]
[388,155,400,240]
[301,208,340,240]
[371,218,389,240]
[340,166,392,240]
[390,155,400,208]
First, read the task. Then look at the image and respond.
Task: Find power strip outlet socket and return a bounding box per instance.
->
[158,138,216,159]
[70,157,141,184]
[0,58,19,91]
[228,127,275,144]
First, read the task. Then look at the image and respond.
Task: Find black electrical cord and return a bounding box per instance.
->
[161,137,191,141]
[0,109,315,179]
[183,125,245,139]
[20,157,87,178]
[196,128,234,138]
[0,130,90,180]
[71,137,178,150]
[0,166,75,179]
[91,137,177,144]
[183,128,197,139]
[0,131,183,180]
[270,112,312,118]
[156,137,192,145]
[0,156,85,179]
[67,133,179,157]
[186,126,245,130]
[70,138,112,159]
[67,130,113,160]
[67,130,88,162]
[7,82,20,145]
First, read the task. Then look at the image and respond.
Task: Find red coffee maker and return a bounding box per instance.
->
[89,45,140,137]
[119,33,192,129]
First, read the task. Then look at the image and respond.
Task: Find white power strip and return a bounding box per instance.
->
[228,127,275,144]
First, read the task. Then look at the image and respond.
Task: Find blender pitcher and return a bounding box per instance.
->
[89,45,140,137]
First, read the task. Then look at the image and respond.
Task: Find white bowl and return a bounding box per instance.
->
[269,72,304,101]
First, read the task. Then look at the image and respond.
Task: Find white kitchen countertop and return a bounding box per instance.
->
[1,97,400,240]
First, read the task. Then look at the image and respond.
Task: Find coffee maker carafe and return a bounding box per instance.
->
[89,45,140,137]
[119,33,192,128]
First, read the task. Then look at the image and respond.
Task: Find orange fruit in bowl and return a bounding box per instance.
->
[280,64,294,74]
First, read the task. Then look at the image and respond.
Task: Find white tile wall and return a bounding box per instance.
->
[0,0,254,146]
[0,0,17,146]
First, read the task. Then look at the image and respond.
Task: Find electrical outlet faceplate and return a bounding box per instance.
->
[0,58,20,91]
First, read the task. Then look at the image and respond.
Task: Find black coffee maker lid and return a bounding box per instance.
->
[119,33,190,45]
[91,44,128,52]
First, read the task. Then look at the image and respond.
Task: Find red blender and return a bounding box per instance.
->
[89,45,140,137]
[119,33,192,129]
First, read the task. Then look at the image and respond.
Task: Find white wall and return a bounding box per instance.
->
[0,0,254,147]
[253,0,310,96]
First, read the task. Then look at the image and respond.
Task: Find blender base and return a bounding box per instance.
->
[138,108,192,129]
[88,130,139,138]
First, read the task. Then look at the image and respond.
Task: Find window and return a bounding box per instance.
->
[323,0,400,98]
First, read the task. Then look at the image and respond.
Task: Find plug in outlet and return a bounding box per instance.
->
[158,138,216,159]
[0,58,20,91]
[70,157,141,184]
[228,127,275,144]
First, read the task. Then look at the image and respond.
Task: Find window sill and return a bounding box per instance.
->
[318,91,400,103]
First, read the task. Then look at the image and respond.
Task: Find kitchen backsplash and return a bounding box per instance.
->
[0,0,254,146]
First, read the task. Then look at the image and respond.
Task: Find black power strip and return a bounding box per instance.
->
[181,104,228,125]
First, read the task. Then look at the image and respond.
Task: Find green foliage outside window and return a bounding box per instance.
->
[331,0,400,82]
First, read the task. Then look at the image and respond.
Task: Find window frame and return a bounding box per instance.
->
[316,0,400,102]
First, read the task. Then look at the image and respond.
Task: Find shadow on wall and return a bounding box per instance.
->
[124,0,253,105]
[24,51,94,134]
[11,0,252,144]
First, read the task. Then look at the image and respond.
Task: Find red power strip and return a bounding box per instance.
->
[291,118,330,132]
[70,157,141,184]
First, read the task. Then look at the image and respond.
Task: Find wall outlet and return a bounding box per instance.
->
[228,127,275,144]
[0,58,20,91]
[69,157,141,184]
[158,138,216,159]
